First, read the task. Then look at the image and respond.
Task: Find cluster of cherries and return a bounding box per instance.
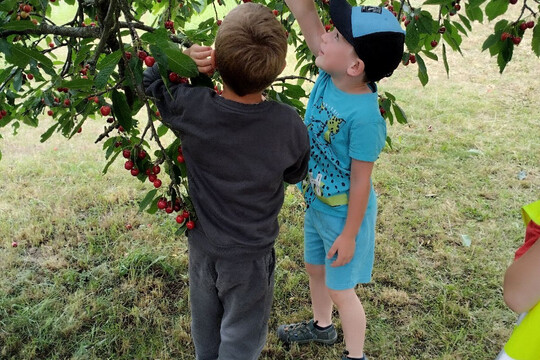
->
[501,20,535,45]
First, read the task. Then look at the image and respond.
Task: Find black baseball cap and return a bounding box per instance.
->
[330,0,405,82]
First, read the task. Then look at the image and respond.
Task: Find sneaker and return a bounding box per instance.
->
[341,350,368,360]
[277,319,337,345]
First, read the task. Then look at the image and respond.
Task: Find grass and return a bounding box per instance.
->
[1,4,540,360]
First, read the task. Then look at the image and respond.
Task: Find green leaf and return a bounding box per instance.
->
[139,189,158,212]
[459,14,472,31]
[423,0,451,4]
[392,102,408,124]
[532,23,540,57]
[112,89,133,132]
[442,44,450,76]
[415,54,429,86]
[497,41,513,73]
[60,78,93,90]
[157,124,169,137]
[422,50,439,61]
[485,0,509,21]
[0,0,17,11]
[102,149,121,174]
[405,24,420,52]
[94,50,122,89]
[0,21,37,31]
[163,47,198,78]
[40,123,59,142]
[9,44,54,71]
[465,5,483,22]
[482,34,498,51]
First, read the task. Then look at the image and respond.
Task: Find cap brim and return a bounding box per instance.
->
[329,0,354,44]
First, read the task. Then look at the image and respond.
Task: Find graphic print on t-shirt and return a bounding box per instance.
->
[301,96,350,207]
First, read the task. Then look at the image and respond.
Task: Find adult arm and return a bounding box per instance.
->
[284,0,325,56]
[327,159,373,267]
[503,238,540,313]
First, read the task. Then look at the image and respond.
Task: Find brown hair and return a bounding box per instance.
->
[215,3,287,96]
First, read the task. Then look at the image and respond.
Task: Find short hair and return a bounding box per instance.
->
[215,3,287,96]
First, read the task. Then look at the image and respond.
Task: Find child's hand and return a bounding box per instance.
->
[327,234,356,267]
[183,44,215,76]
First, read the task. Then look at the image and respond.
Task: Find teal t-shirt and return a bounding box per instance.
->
[299,70,387,216]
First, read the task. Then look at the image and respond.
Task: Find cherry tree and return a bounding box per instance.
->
[0,0,538,232]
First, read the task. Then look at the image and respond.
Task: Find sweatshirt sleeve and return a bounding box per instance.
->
[143,64,188,129]
[283,120,310,184]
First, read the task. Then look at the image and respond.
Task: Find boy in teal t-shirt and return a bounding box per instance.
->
[278,0,405,359]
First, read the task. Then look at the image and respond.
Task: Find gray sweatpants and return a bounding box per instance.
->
[188,242,275,360]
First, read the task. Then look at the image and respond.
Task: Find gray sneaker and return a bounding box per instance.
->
[277,319,337,345]
[342,350,368,360]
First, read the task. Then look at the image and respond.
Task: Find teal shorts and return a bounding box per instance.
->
[304,205,375,290]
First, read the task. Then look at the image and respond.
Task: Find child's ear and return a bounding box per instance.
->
[347,58,365,78]
[281,60,287,74]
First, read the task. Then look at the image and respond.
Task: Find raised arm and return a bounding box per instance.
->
[285,0,325,56]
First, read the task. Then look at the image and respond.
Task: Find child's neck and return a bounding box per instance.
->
[221,86,264,104]
[330,73,372,94]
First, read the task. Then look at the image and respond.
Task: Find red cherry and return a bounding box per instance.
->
[27,73,34,80]
[124,160,134,170]
[177,155,185,163]
[100,105,111,116]
[77,127,82,133]
[324,24,332,32]
[144,56,155,67]
[148,174,157,182]
[145,168,152,176]
[409,54,416,63]
[137,50,148,60]
[509,0,517,4]
[122,149,131,159]
[501,32,511,41]
[125,51,132,60]
[430,40,438,48]
[273,9,279,16]
[117,125,124,132]
[186,220,195,230]
[512,36,522,45]
[217,19,222,26]
[47,110,54,116]
[49,42,54,48]
[23,4,32,13]
[169,72,180,83]
[153,179,162,188]
[131,168,140,176]
[155,111,160,117]
[176,215,185,224]
[107,117,114,123]
[527,21,535,29]
[454,4,461,10]
[0,110,7,116]
[182,210,190,219]
[438,27,446,34]
[157,198,167,209]
[64,99,71,106]
[520,22,528,31]
[404,19,410,26]
[152,165,161,174]
[138,150,147,159]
